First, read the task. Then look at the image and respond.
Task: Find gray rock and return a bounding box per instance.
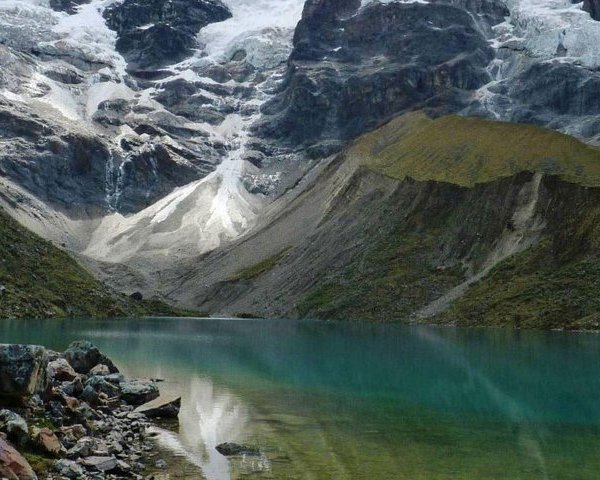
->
[81,455,117,472]
[120,380,159,406]
[80,386,100,406]
[85,376,120,398]
[216,442,261,457]
[0,410,28,446]
[66,437,95,459]
[139,397,181,419]
[0,344,48,403]
[584,0,600,20]
[62,341,118,375]
[54,458,85,479]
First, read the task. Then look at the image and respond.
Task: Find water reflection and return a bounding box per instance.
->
[2,318,600,478]
[152,376,251,480]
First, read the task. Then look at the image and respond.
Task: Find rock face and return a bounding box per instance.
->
[584,0,600,20]
[104,0,232,73]
[62,341,118,375]
[256,0,504,152]
[0,345,48,403]
[0,438,37,480]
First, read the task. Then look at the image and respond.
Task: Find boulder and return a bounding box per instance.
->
[215,442,261,457]
[85,376,120,398]
[54,458,84,479]
[81,455,117,472]
[120,380,159,406]
[32,427,62,457]
[47,358,77,382]
[139,397,181,419]
[62,341,118,375]
[0,410,28,446]
[66,436,94,459]
[0,437,37,480]
[59,376,84,397]
[0,345,48,403]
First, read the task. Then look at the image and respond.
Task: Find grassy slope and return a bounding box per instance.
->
[0,207,188,319]
[356,112,600,186]
[297,113,600,328]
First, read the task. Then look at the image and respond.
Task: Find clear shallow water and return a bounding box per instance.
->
[2,318,600,479]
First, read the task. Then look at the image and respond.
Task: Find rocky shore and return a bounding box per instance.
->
[0,341,180,480]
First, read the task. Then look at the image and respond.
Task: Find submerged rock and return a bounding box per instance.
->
[215,442,261,457]
[0,344,48,403]
[139,397,181,419]
[0,437,37,480]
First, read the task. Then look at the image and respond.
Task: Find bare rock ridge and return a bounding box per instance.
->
[103,0,232,73]
[256,0,504,154]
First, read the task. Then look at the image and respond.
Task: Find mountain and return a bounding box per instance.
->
[153,112,600,329]
[1,0,600,326]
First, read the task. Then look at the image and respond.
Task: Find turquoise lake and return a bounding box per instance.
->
[2,317,600,479]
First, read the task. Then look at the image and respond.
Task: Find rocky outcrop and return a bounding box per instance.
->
[103,0,231,73]
[0,345,48,403]
[48,0,91,14]
[255,0,503,152]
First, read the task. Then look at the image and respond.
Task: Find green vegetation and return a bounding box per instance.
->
[297,112,600,328]
[436,242,600,330]
[22,451,54,476]
[353,112,600,187]
[0,207,189,319]
[230,247,292,281]
[297,224,465,321]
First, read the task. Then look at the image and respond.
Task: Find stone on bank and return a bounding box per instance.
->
[0,340,175,479]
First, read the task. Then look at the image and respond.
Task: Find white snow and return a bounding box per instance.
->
[497,0,600,68]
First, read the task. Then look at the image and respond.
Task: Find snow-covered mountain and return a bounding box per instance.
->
[1,0,600,286]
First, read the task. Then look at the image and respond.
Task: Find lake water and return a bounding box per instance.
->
[1,317,600,479]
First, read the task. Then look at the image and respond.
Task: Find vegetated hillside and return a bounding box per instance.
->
[167,112,600,329]
[360,112,600,186]
[0,207,187,319]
